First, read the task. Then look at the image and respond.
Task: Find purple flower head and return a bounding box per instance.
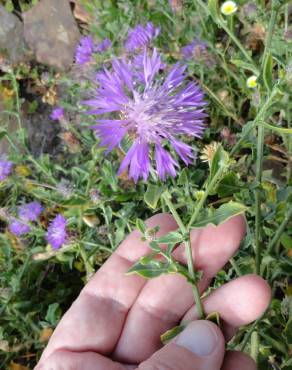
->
[9,218,31,236]
[181,39,208,60]
[84,49,207,182]
[75,35,95,65]
[95,38,111,53]
[46,214,67,249]
[125,22,160,51]
[0,160,13,181]
[18,201,43,222]
[50,107,64,121]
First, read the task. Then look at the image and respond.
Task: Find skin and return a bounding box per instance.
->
[35,213,271,370]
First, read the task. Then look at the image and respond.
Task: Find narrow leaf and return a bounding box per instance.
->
[263,53,273,91]
[258,121,292,135]
[161,324,187,344]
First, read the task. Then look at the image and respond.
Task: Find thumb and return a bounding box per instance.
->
[137,320,225,370]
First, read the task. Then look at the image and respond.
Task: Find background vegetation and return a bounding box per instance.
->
[0,0,291,369]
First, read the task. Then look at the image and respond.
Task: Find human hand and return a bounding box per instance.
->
[35,213,271,370]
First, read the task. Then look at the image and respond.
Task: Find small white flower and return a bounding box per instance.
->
[220,1,238,16]
[246,75,258,88]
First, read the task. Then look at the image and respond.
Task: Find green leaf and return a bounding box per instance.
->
[127,260,171,279]
[156,231,184,244]
[231,59,259,75]
[258,121,292,135]
[280,233,292,249]
[191,201,247,228]
[144,184,163,209]
[208,0,221,23]
[284,317,292,344]
[0,130,7,140]
[45,303,62,326]
[263,53,273,91]
[217,172,244,197]
[161,324,187,344]
[136,218,147,234]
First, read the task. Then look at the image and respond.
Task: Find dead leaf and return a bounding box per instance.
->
[9,361,28,370]
[39,327,53,343]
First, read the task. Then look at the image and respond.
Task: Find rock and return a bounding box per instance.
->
[0,6,29,64]
[23,0,80,70]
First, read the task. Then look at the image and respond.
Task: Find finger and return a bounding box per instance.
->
[114,215,246,362]
[34,350,125,370]
[222,351,256,370]
[183,274,271,339]
[38,213,177,363]
[137,321,225,370]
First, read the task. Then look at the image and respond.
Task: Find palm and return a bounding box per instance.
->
[35,214,270,370]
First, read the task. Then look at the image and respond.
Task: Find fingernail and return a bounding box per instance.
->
[175,320,218,356]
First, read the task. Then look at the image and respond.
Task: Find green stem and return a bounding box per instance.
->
[187,165,226,229]
[261,5,278,71]
[230,87,278,157]
[267,207,292,254]
[255,125,265,275]
[220,22,258,72]
[230,257,242,276]
[239,319,260,352]
[162,192,205,319]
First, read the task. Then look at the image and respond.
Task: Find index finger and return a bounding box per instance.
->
[38,213,177,363]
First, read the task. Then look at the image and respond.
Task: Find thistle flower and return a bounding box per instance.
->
[84,49,207,182]
[181,40,208,60]
[221,1,238,15]
[50,107,64,121]
[125,22,160,51]
[46,214,67,249]
[75,36,95,65]
[9,218,31,236]
[76,36,111,65]
[0,160,13,181]
[18,201,43,222]
[95,38,111,53]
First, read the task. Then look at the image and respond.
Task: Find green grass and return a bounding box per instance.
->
[0,0,291,369]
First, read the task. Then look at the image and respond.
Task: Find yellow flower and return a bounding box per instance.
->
[220,1,238,15]
[200,142,221,163]
[246,75,258,88]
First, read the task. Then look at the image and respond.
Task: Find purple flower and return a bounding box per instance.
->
[75,36,95,65]
[9,218,31,236]
[125,22,160,51]
[84,49,207,182]
[46,214,67,249]
[18,201,43,222]
[50,107,64,121]
[0,160,13,181]
[181,39,208,60]
[95,38,111,53]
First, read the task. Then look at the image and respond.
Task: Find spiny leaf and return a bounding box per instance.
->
[191,201,247,228]
[144,184,164,209]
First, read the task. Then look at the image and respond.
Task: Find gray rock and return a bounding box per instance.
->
[23,0,80,70]
[0,6,29,64]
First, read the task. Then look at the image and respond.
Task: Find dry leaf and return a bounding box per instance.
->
[9,362,28,370]
[39,327,53,343]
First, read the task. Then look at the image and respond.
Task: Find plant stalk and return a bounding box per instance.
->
[162,193,205,318]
